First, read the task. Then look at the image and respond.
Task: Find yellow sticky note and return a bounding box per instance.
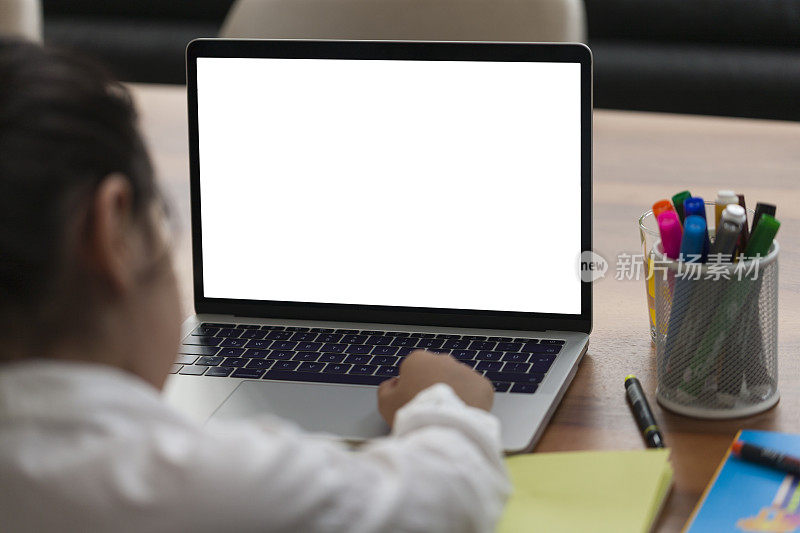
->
[498,449,673,533]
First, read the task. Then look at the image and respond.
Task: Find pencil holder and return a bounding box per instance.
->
[652,241,779,419]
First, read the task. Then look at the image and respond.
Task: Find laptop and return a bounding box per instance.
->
[164,39,592,453]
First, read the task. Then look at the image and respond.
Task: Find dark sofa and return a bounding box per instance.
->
[43,0,800,120]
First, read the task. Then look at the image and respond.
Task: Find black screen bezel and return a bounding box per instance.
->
[186,39,592,333]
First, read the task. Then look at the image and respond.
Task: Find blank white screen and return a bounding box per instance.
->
[197,57,582,314]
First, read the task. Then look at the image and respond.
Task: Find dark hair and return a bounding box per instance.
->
[0,39,159,352]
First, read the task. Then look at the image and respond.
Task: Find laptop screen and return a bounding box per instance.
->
[196,55,582,315]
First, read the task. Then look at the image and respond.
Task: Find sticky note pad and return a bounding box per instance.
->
[498,449,673,533]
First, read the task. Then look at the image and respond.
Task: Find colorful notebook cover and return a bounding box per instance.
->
[685,430,800,532]
[499,449,673,533]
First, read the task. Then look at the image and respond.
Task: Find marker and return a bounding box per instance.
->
[680,215,709,263]
[752,202,776,233]
[743,214,780,259]
[657,210,683,260]
[683,197,706,221]
[714,190,738,229]
[652,199,675,220]
[732,441,800,477]
[709,204,746,262]
[736,194,750,253]
[624,375,665,448]
[671,190,692,224]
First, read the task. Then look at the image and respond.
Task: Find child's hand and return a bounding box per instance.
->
[377,349,494,427]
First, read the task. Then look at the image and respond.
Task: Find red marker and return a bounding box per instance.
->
[731,440,800,477]
[657,210,683,260]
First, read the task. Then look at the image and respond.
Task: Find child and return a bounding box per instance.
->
[0,40,509,532]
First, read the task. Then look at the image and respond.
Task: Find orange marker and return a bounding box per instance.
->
[652,199,676,220]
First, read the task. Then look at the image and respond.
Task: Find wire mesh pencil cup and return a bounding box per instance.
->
[652,241,779,419]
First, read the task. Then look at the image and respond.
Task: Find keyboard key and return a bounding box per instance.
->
[442,340,471,349]
[195,356,224,366]
[236,324,261,329]
[246,339,273,349]
[239,330,266,340]
[385,331,410,337]
[359,330,383,335]
[350,364,378,375]
[245,349,270,359]
[529,355,557,371]
[510,383,538,394]
[462,335,487,341]
[476,361,504,371]
[260,325,286,330]
[370,356,399,366]
[409,333,436,338]
[492,381,512,392]
[391,337,418,347]
[290,332,319,342]
[497,342,522,352]
[526,345,562,355]
[344,354,372,364]
[232,368,265,379]
[437,334,461,339]
[397,347,415,356]
[318,353,346,363]
[205,366,233,377]
[247,359,274,369]
[221,357,249,367]
[201,322,234,328]
[170,364,182,374]
[296,341,323,351]
[298,362,325,372]
[541,339,566,345]
[484,372,544,384]
[263,370,385,386]
[322,343,347,353]
[273,361,300,371]
[345,345,372,355]
[371,346,399,356]
[323,363,352,374]
[487,336,513,342]
[309,328,334,333]
[265,331,293,340]
[179,345,219,356]
[451,350,477,361]
[176,355,198,365]
[341,334,367,344]
[293,352,320,362]
[191,326,220,336]
[216,328,241,338]
[178,365,206,376]
[182,335,220,346]
[431,348,451,355]
[519,343,544,353]
[376,365,399,377]
[366,336,393,346]
[219,347,246,357]
[468,341,496,351]
[267,350,295,360]
[475,351,503,361]
[285,326,310,332]
[270,340,297,350]
[502,353,530,363]
[334,329,359,334]
[317,333,343,343]
[220,338,247,348]
[415,339,444,349]
[503,362,531,373]
[460,360,478,368]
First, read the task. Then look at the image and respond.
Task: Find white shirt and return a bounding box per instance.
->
[0,360,509,533]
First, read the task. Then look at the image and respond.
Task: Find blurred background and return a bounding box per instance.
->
[3,0,799,121]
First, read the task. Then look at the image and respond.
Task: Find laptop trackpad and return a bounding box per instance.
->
[210,380,390,439]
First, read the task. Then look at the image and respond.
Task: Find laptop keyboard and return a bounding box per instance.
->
[173,323,565,394]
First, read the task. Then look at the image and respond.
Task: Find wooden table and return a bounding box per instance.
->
[130,83,800,532]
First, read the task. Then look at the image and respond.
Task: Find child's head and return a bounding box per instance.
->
[0,39,181,386]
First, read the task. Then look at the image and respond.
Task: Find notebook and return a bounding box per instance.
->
[499,449,673,533]
[685,430,800,532]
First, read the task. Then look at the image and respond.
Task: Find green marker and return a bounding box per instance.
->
[671,190,692,224]
[744,214,780,258]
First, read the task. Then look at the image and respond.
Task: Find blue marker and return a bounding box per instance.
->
[683,197,708,256]
[680,215,709,263]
